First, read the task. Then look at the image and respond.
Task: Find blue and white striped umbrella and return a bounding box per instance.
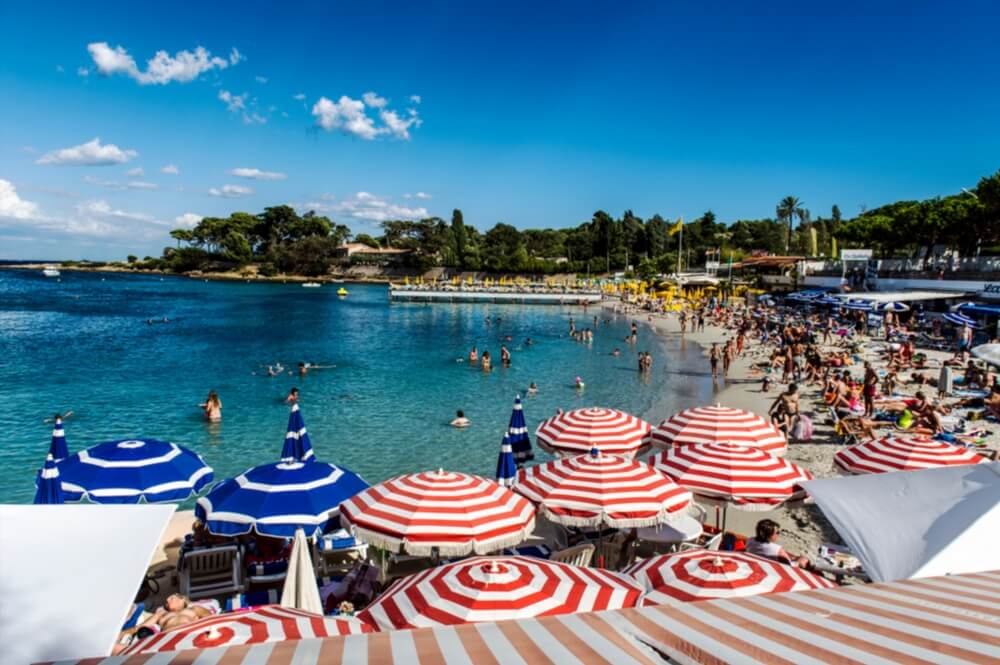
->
[281,403,315,462]
[842,299,873,311]
[34,454,65,504]
[943,312,976,327]
[196,460,369,538]
[818,296,843,306]
[57,438,213,504]
[49,416,68,462]
[951,302,978,312]
[496,434,517,488]
[507,395,533,465]
[877,301,910,312]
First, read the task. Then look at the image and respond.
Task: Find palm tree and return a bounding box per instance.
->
[776,196,805,253]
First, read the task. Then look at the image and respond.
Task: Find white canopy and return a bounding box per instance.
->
[829,290,970,303]
[0,504,176,664]
[803,463,1000,583]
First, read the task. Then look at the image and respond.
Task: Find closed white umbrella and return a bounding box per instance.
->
[972,343,1000,367]
[281,528,323,614]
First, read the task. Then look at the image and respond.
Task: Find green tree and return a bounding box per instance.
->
[354,233,380,249]
[451,209,467,269]
[776,196,806,252]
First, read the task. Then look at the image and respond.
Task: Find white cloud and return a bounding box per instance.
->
[37,138,137,166]
[77,199,156,223]
[409,94,421,104]
[77,67,89,77]
[218,89,246,112]
[83,175,159,191]
[312,95,378,139]
[208,184,253,198]
[83,176,153,190]
[229,48,244,65]
[255,75,268,84]
[415,191,431,200]
[174,213,203,228]
[219,90,267,124]
[293,93,305,101]
[362,91,388,108]
[0,180,41,220]
[301,191,428,223]
[312,93,421,141]
[125,167,144,177]
[161,164,180,175]
[229,167,286,181]
[86,42,240,85]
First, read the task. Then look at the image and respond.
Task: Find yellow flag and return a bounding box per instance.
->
[668,217,683,236]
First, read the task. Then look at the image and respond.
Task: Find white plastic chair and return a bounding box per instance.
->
[178,544,244,600]
[548,543,595,567]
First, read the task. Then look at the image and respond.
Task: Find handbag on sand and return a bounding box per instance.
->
[792,414,813,441]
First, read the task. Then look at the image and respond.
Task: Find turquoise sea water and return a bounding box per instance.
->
[0,269,714,504]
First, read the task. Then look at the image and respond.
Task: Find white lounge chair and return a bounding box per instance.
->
[548,543,594,567]
[178,544,244,600]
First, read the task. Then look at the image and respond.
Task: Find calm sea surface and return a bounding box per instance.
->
[0,269,714,504]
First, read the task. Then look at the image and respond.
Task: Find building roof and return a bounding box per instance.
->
[831,290,972,303]
[732,256,805,269]
[53,569,1000,664]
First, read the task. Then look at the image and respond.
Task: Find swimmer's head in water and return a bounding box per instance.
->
[456,409,465,418]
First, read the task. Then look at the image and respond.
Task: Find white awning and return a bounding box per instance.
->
[829,290,972,303]
[0,504,176,664]
[803,463,1000,583]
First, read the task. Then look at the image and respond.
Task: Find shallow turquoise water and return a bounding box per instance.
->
[0,269,714,503]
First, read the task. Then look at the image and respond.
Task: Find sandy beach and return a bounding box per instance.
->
[623,301,999,563]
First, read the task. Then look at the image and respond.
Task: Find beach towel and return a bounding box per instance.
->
[792,414,813,441]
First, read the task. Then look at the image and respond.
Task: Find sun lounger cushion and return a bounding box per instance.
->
[501,544,553,559]
[318,529,359,551]
[247,560,288,576]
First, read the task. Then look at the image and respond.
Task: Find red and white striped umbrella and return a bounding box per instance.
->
[647,442,812,510]
[514,449,691,528]
[624,549,834,605]
[835,435,988,475]
[122,605,372,655]
[649,405,787,455]
[535,407,652,458]
[358,555,644,629]
[339,469,535,556]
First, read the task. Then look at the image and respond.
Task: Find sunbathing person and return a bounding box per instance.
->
[114,594,213,654]
[913,391,944,434]
[746,519,812,569]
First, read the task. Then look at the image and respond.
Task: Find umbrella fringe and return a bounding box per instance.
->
[346,522,536,558]
[542,506,688,529]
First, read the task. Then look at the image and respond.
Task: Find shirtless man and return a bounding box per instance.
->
[769,383,800,435]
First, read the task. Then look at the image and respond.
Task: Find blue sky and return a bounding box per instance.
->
[1,1,998,259]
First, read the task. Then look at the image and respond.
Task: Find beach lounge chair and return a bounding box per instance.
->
[178,544,244,600]
[312,530,369,577]
[548,543,595,567]
[679,531,723,552]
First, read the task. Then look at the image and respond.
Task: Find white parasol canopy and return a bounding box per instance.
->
[281,528,323,614]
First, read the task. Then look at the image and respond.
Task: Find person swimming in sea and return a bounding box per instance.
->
[200,391,222,421]
[575,375,586,390]
[611,348,621,357]
[298,362,309,377]
[501,345,512,367]
[481,351,492,372]
[469,346,479,364]
[450,410,471,427]
[527,382,538,395]
[285,387,299,404]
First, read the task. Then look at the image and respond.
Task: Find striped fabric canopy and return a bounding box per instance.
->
[33,454,65,504]
[56,438,213,504]
[834,435,987,474]
[624,548,834,605]
[281,403,315,462]
[514,449,691,528]
[495,434,516,488]
[943,311,977,326]
[339,470,536,556]
[649,405,787,455]
[507,395,533,464]
[122,605,372,655]
[49,416,68,461]
[196,460,369,537]
[647,442,812,510]
[876,301,910,312]
[358,555,644,630]
[535,407,652,458]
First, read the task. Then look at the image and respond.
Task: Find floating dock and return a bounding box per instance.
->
[389,288,602,304]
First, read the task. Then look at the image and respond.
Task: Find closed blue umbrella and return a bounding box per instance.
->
[57,438,213,504]
[944,312,976,327]
[281,404,314,462]
[34,454,65,504]
[196,460,369,538]
[507,395,533,466]
[496,434,516,488]
[49,415,68,462]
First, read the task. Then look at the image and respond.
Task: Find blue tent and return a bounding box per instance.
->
[57,438,213,504]
[34,454,65,504]
[507,395,533,466]
[196,460,369,538]
[281,403,315,462]
[496,434,516,488]
[49,416,68,461]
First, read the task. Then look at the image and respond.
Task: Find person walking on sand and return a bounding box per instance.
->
[709,343,720,378]
[863,361,878,417]
[200,391,222,422]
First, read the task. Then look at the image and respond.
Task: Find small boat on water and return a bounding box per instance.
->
[42,266,60,277]
[302,282,322,288]
[337,287,349,296]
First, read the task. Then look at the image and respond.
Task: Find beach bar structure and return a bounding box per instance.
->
[54,569,1000,664]
[390,286,602,304]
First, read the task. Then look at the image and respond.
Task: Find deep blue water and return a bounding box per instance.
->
[0,269,714,503]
